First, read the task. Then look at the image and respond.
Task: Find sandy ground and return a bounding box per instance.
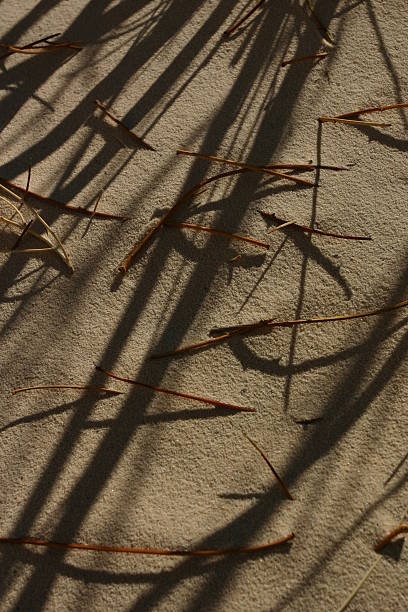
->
[0,1,407,610]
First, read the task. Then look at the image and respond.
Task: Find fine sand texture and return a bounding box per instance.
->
[1,1,407,610]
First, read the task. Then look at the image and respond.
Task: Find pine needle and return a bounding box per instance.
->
[165,221,270,250]
[318,116,391,127]
[304,0,335,46]
[335,557,381,612]
[151,298,408,359]
[336,102,408,119]
[260,211,371,240]
[245,435,293,500]
[0,532,295,556]
[0,33,61,61]
[281,52,328,67]
[94,100,155,151]
[374,523,408,552]
[12,385,123,396]
[224,0,267,38]
[96,366,256,412]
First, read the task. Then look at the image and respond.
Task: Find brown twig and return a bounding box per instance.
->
[318,116,391,127]
[12,385,123,396]
[304,0,335,46]
[281,52,328,67]
[0,41,81,55]
[96,366,255,412]
[209,319,274,336]
[245,435,293,500]
[260,211,371,240]
[151,298,408,359]
[336,102,408,119]
[176,149,315,187]
[374,523,408,552]
[117,168,245,273]
[165,221,270,250]
[0,178,130,220]
[0,533,294,556]
[0,33,61,61]
[224,0,267,37]
[94,100,155,151]
[11,219,33,250]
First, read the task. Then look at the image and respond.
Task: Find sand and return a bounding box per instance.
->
[0,1,407,610]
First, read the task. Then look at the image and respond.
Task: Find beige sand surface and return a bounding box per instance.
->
[0,1,407,610]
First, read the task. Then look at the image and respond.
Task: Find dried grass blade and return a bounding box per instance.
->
[97,366,255,412]
[281,52,328,67]
[260,211,371,240]
[245,435,293,500]
[12,385,123,396]
[336,102,408,119]
[0,178,129,220]
[165,221,269,250]
[224,0,267,37]
[318,116,391,127]
[176,149,315,187]
[151,298,408,359]
[304,0,335,46]
[336,557,381,612]
[95,100,155,151]
[0,533,295,556]
[374,523,408,552]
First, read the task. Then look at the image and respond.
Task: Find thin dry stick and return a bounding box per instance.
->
[245,435,293,500]
[374,523,408,552]
[281,52,328,67]
[176,149,315,187]
[0,33,61,61]
[95,100,155,151]
[12,385,123,396]
[0,42,81,54]
[335,557,381,612]
[336,102,408,119]
[304,0,335,46]
[209,319,274,336]
[0,178,129,220]
[260,211,371,240]
[165,221,270,250]
[0,532,294,557]
[318,116,391,127]
[267,219,296,234]
[97,366,256,412]
[224,0,267,37]
[118,168,246,273]
[11,219,33,250]
[0,214,61,258]
[150,298,408,359]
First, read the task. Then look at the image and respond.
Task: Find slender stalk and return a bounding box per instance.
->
[11,219,33,250]
[318,116,391,127]
[245,435,293,500]
[374,523,408,552]
[0,43,81,54]
[281,52,328,67]
[165,221,269,250]
[12,385,123,396]
[224,0,267,37]
[151,298,408,359]
[176,149,315,187]
[0,178,130,220]
[304,0,335,46]
[97,366,256,412]
[335,557,381,612]
[260,211,371,240]
[95,100,155,151]
[0,532,295,556]
[117,168,245,273]
[0,33,61,61]
[336,102,408,119]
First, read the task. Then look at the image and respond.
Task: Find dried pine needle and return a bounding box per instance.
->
[336,102,408,119]
[374,523,408,552]
[260,211,371,240]
[165,221,269,250]
[95,100,155,151]
[151,298,408,359]
[12,385,123,396]
[176,149,315,187]
[335,557,381,612]
[224,0,267,38]
[245,435,293,500]
[318,116,391,127]
[96,366,255,412]
[0,532,295,556]
[281,52,328,67]
[304,0,335,46]
[0,178,130,220]
[0,33,61,61]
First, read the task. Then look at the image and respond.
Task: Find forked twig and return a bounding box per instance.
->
[281,52,328,67]
[12,385,123,396]
[117,168,245,273]
[224,0,267,38]
[176,149,315,187]
[260,211,371,240]
[151,298,408,359]
[165,221,270,250]
[245,435,293,500]
[318,116,391,127]
[95,100,155,151]
[0,178,129,220]
[374,523,408,552]
[0,532,295,556]
[336,102,408,119]
[97,366,255,412]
